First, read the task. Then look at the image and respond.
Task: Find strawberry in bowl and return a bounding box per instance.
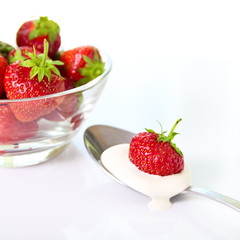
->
[0,54,8,97]
[0,105,38,144]
[0,16,112,167]
[4,39,65,122]
[8,46,42,64]
[60,46,105,87]
[16,16,61,57]
[0,41,14,59]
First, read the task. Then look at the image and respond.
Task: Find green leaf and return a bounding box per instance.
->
[170,142,183,157]
[20,39,63,82]
[145,128,156,133]
[83,55,94,65]
[52,60,64,66]
[44,69,51,81]
[77,52,105,85]
[51,66,61,77]
[38,68,45,81]
[94,50,99,62]
[157,136,165,142]
[74,77,93,87]
[14,49,22,58]
[24,50,33,59]
[148,119,184,156]
[0,41,14,58]
[21,59,36,68]
[29,16,60,43]
[80,67,91,77]
[162,137,170,143]
[169,132,179,140]
[9,49,26,64]
[48,32,55,44]
[29,30,40,41]
[30,66,39,79]
[37,53,44,60]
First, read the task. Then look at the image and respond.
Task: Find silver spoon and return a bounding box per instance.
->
[84,124,240,212]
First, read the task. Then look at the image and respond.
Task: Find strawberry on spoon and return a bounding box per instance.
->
[84,124,240,212]
[129,119,184,176]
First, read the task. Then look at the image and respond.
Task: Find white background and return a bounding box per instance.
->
[1,0,240,239]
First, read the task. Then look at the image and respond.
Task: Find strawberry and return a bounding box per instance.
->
[0,41,14,59]
[60,46,105,87]
[8,46,42,64]
[16,16,61,57]
[64,77,75,90]
[71,113,84,130]
[129,119,184,176]
[44,93,82,122]
[4,39,65,122]
[44,78,81,121]
[0,105,38,143]
[0,54,8,97]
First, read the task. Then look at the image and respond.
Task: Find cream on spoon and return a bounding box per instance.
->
[101,143,191,210]
[84,124,240,212]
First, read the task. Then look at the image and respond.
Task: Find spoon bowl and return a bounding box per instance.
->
[84,124,240,212]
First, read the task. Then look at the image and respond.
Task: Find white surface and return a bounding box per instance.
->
[1,0,240,239]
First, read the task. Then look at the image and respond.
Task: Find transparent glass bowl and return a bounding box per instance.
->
[0,52,111,167]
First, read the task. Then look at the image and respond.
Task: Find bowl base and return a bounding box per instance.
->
[0,144,68,168]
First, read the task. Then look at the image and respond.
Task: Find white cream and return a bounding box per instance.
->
[101,143,191,210]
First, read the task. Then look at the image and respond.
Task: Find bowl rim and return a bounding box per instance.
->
[0,51,112,103]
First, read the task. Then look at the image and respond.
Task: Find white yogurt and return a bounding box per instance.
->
[101,143,192,210]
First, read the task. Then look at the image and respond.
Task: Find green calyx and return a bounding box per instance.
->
[75,50,105,87]
[146,118,183,157]
[29,16,60,43]
[20,39,64,82]
[9,49,26,64]
[0,41,14,58]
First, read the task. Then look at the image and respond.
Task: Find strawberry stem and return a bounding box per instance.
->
[20,39,64,82]
[168,118,182,141]
[146,119,183,157]
[157,120,164,134]
[40,39,48,67]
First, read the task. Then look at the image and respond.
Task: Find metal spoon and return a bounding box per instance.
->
[83,124,240,212]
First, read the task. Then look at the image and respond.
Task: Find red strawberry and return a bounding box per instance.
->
[44,78,81,121]
[8,46,42,64]
[63,77,75,91]
[44,93,81,122]
[71,113,84,130]
[129,119,184,176]
[0,41,15,59]
[60,46,105,87]
[0,105,38,143]
[4,39,65,122]
[0,54,8,96]
[16,16,61,57]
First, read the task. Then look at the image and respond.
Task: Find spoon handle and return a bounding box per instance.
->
[183,186,240,213]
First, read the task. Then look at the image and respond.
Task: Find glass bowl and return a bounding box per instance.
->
[0,52,111,167]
